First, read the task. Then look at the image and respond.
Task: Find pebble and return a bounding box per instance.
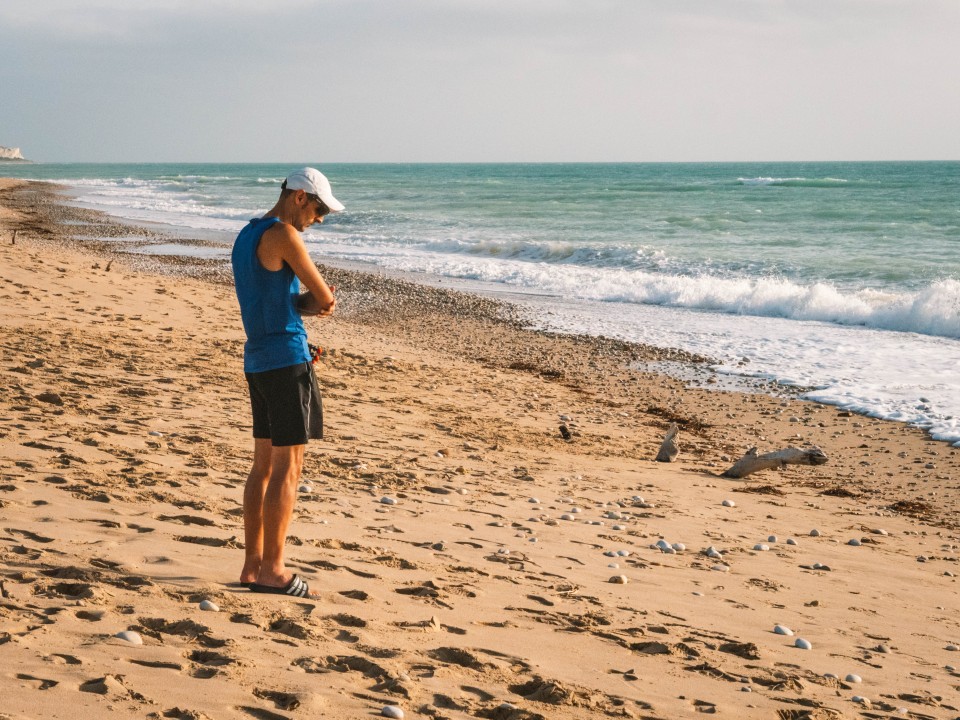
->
[946,664,956,672]
[753,544,770,552]
[711,564,730,573]
[379,496,398,505]
[794,638,812,650]
[115,630,143,645]
[608,563,619,569]
[810,529,821,537]
[706,547,723,559]
[875,644,890,654]
[612,524,626,531]
[382,706,404,719]
[767,535,778,543]
[148,431,163,437]
[529,498,540,504]
[786,538,798,546]
[722,499,736,507]
[560,514,575,521]
[570,507,582,514]
[609,575,629,584]
[655,539,672,552]
[946,644,959,651]
[845,673,862,683]
[848,538,862,546]
[198,600,219,612]
[616,550,630,557]
[872,528,888,535]
[671,543,685,552]
[298,483,312,493]
[773,625,794,636]
[852,696,870,706]
[812,562,831,571]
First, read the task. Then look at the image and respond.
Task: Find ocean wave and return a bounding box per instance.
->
[332,248,960,339]
[738,177,857,188]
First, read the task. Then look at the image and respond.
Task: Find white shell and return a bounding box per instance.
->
[115,630,143,645]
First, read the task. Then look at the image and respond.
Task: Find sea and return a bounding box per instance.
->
[4,162,960,445]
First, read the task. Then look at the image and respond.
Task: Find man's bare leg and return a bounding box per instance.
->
[240,438,273,586]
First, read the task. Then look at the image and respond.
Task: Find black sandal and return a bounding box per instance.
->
[248,574,312,598]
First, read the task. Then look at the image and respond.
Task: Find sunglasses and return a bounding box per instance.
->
[305,193,330,215]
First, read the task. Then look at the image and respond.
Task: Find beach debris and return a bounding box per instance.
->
[609,575,629,584]
[114,630,143,645]
[721,445,828,479]
[773,625,794,636]
[36,392,64,406]
[722,499,736,507]
[381,706,404,719]
[794,638,813,650]
[199,600,219,612]
[655,423,679,462]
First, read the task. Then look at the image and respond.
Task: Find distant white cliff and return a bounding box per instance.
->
[0,146,26,160]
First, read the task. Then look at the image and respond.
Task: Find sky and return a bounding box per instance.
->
[1,0,958,163]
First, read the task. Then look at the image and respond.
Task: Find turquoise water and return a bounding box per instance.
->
[4,162,960,442]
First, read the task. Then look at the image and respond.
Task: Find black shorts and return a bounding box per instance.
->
[245,362,323,447]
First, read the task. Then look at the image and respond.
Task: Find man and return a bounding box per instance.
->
[231,167,343,599]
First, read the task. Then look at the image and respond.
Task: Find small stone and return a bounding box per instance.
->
[753,544,770,551]
[794,638,812,650]
[149,431,163,437]
[773,625,794,636]
[852,696,870,706]
[298,483,312,493]
[875,644,890,654]
[671,543,685,552]
[529,498,540,503]
[706,547,723,559]
[946,644,959,651]
[382,706,404,719]
[560,514,575,521]
[848,538,862,546]
[198,600,219,612]
[711,564,730,573]
[786,538,798,546]
[379,496,398,505]
[616,550,630,557]
[845,673,862,683]
[872,528,888,535]
[114,630,143,645]
[812,562,831,571]
[609,575,628,584]
[608,563,619,569]
[722,499,736,507]
[810,529,821,537]
[767,535,778,543]
[656,539,672,552]
[612,524,626,531]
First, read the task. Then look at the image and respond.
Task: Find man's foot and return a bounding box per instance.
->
[248,574,319,599]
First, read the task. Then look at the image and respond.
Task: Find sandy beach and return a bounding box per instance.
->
[1,178,958,719]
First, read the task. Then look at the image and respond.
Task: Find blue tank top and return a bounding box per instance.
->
[231,216,310,373]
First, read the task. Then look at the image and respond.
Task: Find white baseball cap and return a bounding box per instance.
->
[284,167,345,212]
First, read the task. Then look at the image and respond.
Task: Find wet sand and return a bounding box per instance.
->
[1,178,958,719]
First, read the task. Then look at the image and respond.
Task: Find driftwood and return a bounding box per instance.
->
[655,423,679,462]
[722,446,827,479]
